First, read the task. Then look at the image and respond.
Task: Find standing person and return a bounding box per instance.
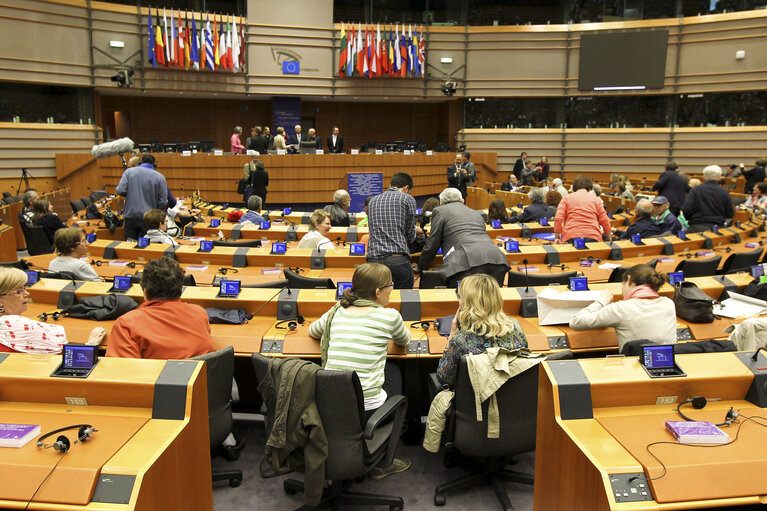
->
[230,126,244,154]
[327,126,344,153]
[305,128,319,147]
[323,190,351,227]
[245,127,257,151]
[49,227,100,281]
[418,188,509,288]
[554,175,612,243]
[273,127,287,151]
[31,198,66,244]
[520,160,535,186]
[288,124,303,150]
[461,151,477,188]
[741,158,767,195]
[243,151,267,203]
[446,153,469,199]
[263,126,273,150]
[367,172,420,289]
[652,161,688,216]
[250,126,269,154]
[539,156,550,182]
[116,153,168,241]
[513,151,527,180]
[682,165,734,232]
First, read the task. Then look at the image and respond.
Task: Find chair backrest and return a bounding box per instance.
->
[20,223,53,256]
[283,268,334,289]
[507,270,577,288]
[720,248,763,275]
[183,274,196,286]
[452,350,572,458]
[191,346,235,448]
[674,255,722,277]
[0,260,29,270]
[70,199,86,215]
[621,339,736,356]
[419,270,446,289]
[241,279,289,288]
[212,239,262,248]
[80,197,93,206]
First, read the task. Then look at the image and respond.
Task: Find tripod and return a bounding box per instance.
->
[16,168,31,195]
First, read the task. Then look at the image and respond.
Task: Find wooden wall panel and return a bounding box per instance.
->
[671,128,767,170]
[563,129,671,175]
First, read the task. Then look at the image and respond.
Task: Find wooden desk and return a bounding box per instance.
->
[534,352,767,510]
[0,354,211,510]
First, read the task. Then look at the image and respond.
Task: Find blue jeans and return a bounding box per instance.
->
[368,254,414,289]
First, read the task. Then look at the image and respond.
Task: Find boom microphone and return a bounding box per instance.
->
[523,258,530,292]
[91,138,135,159]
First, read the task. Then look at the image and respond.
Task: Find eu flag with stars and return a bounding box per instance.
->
[282,61,300,74]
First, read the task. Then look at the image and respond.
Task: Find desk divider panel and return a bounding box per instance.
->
[183,221,197,236]
[231,224,243,240]
[277,288,299,320]
[103,241,121,260]
[547,360,593,420]
[162,246,176,260]
[57,281,84,309]
[399,290,421,321]
[233,247,249,268]
[346,227,357,242]
[543,245,560,265]
[657,237,674,255]
[152,360,198,420]
[734,351,767,407]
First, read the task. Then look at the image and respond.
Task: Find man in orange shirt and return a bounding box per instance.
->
[554,175,612,243]
[106,257,213,359]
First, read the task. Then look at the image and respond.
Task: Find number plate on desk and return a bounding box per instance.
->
[261,340,284,354]
[547,336,569,349]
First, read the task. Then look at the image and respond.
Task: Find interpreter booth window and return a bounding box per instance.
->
[676,91,767,128]
[0,82,93,125]
[564,95,672,128]
[465,97,561,129]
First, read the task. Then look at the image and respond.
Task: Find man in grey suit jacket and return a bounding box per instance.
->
[418,188,510,288]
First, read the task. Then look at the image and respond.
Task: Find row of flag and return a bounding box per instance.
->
[146,8,245,72]
[339,23,426,78]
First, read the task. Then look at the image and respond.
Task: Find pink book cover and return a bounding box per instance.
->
[665,421,729,444]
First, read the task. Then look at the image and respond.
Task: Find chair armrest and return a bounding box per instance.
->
[427,372,447,402]
[363,394,407,440]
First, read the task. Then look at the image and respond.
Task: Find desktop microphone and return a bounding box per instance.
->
[751,346,767,361]
[522,258,530,292]
[248,286,289,320]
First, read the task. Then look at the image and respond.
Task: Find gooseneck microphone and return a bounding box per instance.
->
[751,346,767,361]
[522,258,530,292]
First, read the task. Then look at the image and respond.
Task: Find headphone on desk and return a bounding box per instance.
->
[38,311,66,322]
[275,316,305,331]
[218,267,239,275]
[410,320,436,331]
[37,424,98,454]
[90,260,138,269]
[676,396,739,427]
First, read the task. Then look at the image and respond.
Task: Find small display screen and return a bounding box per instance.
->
[86,233,97,243]
[25,271,39,286]
[416,208,423,215]
[751,265,764,279]
[491,220,502,228]
[678,231,687,240]
[137,237,149,248]
[569,277,588,291]
[113,276,131,291]
[437,247,443,254]
[712,225,719,234]
[63,345,97,369]
[631,234,642,245]
[210,218,221,227]
[349,243,365,255]
[336,282,352,299]
[219,280,241,297]
[642,345,675,369]
[271,242,287,254]
[669,272,684,285]
[200,240,213,252]
[260,221,271,230]
[505,240,519,252]
[539,217,548,226]
[573,238,586,249]
[283,207,292,215]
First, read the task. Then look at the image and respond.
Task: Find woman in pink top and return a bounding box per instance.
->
[554,175,612,243]
[230,126,244,154]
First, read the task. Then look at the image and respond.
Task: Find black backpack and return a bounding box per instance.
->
[743,277,767,301]
[85,203,101,220]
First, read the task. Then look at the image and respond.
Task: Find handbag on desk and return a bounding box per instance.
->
[673,281,716,323]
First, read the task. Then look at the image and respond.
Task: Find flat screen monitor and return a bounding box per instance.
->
[209,218,220,227]
[299,141,318,154]
[113,275,132,292]
[136,237,149,248]
[271,242,287,254]
[86,233,97,243]
[569,277,589,291]
[491,220,502,229]
[669,272,684,285]
[260,221,271,230]
[25,270,39,286]
[642,345,674,369]
[200,240,213,252]
[219,280,241,297]
[336,282,352,300]
[349,243,365,255]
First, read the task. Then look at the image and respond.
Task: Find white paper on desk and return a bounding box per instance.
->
[536,287,603,326]
[598,262,622,270]
[714,291,767,319]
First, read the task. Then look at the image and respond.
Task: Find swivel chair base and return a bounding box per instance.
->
[434,457,533,511]
[284,478,404,511]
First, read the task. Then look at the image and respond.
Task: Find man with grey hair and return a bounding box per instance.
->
[418,187,509,288]
[240,195,265,225]
[323,189,351,226]
[19,189,38,225]
[616,198,663,240]
[682,164,734,233]
[508,188,552,223]
[553,178,568,196]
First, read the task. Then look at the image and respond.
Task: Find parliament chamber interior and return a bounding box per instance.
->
[2,0,767,509]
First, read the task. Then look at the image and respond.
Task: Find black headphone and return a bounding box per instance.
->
[38,311,66,322]
[275,316,305,330]
[547,263,567,270]
[37,424,97,454]
[580,256,602,263]
[410,320,435,330]
[218,267,239,275]
[676,396,739,427]
[287,267,303,274]
[91,260,138,269]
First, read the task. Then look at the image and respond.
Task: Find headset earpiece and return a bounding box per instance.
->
[37,424,97,454]
[275,316,305,330]
[53,436,71,453]
[77,425,97,442]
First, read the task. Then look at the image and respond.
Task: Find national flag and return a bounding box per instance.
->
[232,16,240,73]
[373,24,380,77]
[380,26,387,74]
[205,15,215,71]
[147,8,155,67]
[227,18,233,71]
[393,25,400,73]
[419,26,425,77]
[163,8,170,65]
[178,13,186,69]
[355,23,364,76]
[388,26,394,76]
[347,24,355,76]
[219,18,228,70]
[239,20,246,72]
[338,23,347,77]
[363,26,370,77]
[191,16,199,70]
[155,8,166,67]
[184,14,191,69]
[412,28,418,76]
[170,10,177,67]
[213,16,220,69]
[399,24,408,77]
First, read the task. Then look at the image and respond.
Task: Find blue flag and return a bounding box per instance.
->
[283,61,300,74]
[190,17,199,70]
[147,8,156,68]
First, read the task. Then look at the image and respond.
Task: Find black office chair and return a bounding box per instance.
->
[183,274,196,287]
[674,255,722,278]
[433,351,572,509]
[0,260,30,270]
[212,239,262,248]
[506,270,577,287]
[607,258,659,283]
[241,279,289,288]
[252,354,407,511]
[283,268,334,289]
[419,270,446,289]
[2,192,10,199]
[20,223,53,256]
[719,248,763,275]
[80,197,93,206]
[191,346,243,487]
[70,199,86,216]
[621,339,736,356]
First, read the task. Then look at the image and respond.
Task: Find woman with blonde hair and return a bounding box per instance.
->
[273,127,287,151]
[436,273,528,386]
[0,267,104,353]
[297,209,335,251]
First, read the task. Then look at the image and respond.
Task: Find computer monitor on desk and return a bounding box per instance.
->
[299,141,318,154]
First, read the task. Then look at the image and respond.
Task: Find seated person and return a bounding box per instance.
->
[615,199,663,240]
[356,196,374,228]
[508,188,551,223]
[569,264,676,350]
[418,196,440,230]
[49,227,100,281]
[239,195,266,225]
[437,274,528,386]
[651,195,682,234]
[297,209,335,251]
[743,182,767,213]
[308,262,410,478]
[18,189,38,226]
[545,190,562,216]
[31,198,66,244]
[500,174,520,192]
[0,267,105,353]
[143,209,179,246]
[106,257,213,359]
[613,181,635,201]
[166,198,201,236]
[487,199,509,224]
[323,189,351,227]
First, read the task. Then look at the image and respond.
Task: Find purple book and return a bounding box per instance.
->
[665,421,729,444]
[0,423,41,448]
